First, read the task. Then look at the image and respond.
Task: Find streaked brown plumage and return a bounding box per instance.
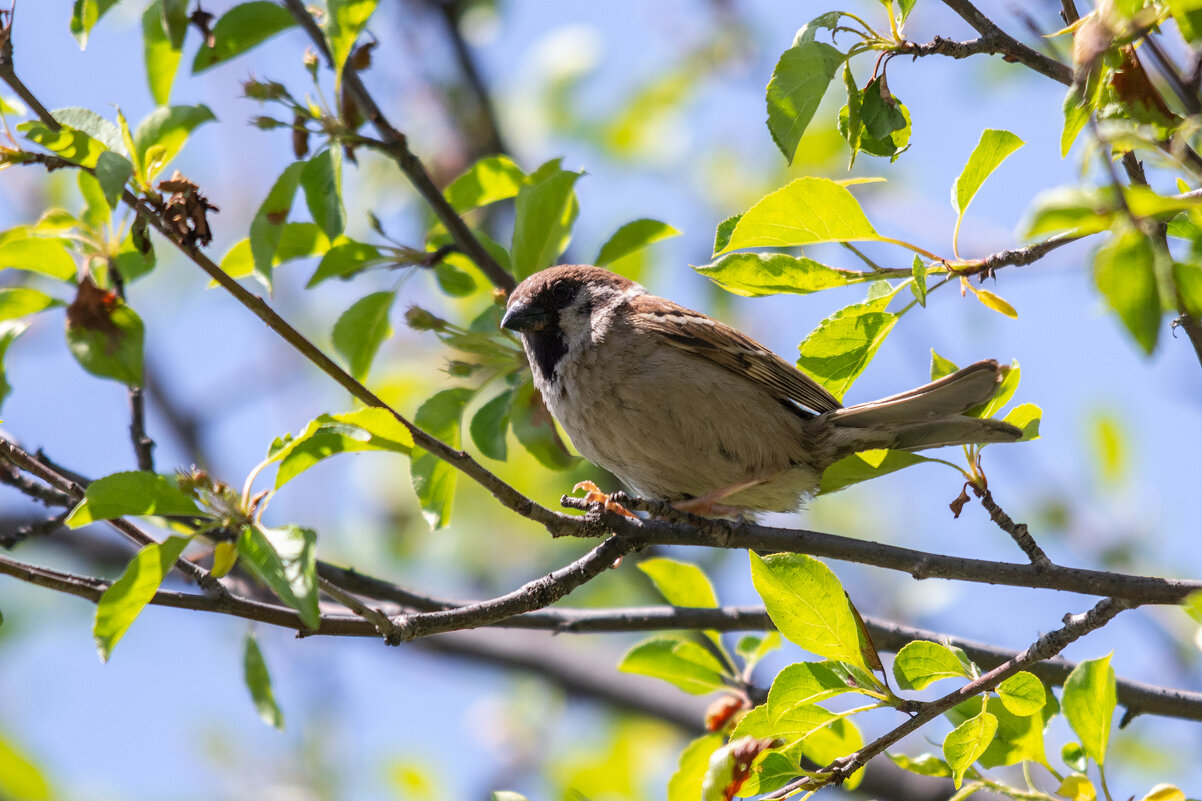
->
[501,264,1020,514]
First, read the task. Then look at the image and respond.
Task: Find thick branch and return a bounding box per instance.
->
[934,0,1072,85]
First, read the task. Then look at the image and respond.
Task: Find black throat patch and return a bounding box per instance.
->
[525,325,568,382]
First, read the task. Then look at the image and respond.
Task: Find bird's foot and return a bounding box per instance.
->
[573,480,637,519]
[672,476,769,518]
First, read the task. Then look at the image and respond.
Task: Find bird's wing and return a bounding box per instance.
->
[628,295,841,414]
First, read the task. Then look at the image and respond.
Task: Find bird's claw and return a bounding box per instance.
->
[573,480,637,518]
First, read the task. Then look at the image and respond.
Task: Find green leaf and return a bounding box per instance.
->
[818,448,936,494]
[78,171,112,229]
[133,105,216,181]
[720,177,880,253]
[618,636,729,694]
[638,558,718,608]
[1174,262,1202,318]
[93,535,190,661]
[327,0,379,87]
[800,718,865,790]
[65,471,201,527]
[469,390,513,462]
[410,388,473,529]
[510,161,582,279]
[952,129,1024,225]
[1062,654,1116,765]
[305,239,383,286]
[221,224,331,280]
[765,42,846,164]
[839,79,912,163]
[332,290,394,381]
[1059,774,1098,801]
[694,253,854,297]
[65,290,145,386]
[0,732,52,800]
[238,524,320,629]
[1003,403,1042,442]
[667,735,723,801]
[797,298,898,401]
[301,149,346,240]
[767,661,860,712]
[92,150,133,208]
[1094,227,1162,354]
[0,321,28,412]
[162,0,189,47]
[271,407,414,488]
[840,63,862,167]
[892,641,973,690]
[250,161,305,289]
[973,288,1018,319]
[54,107,126,153]
[192,2,297,73]
[997,672,1046,716]
[948,693,1056,770]
[595,218,680,266]
[510,377,578,469]
[71,0,121,47]
[735,632,781,671]
[243,632,285,730]
[943,709,998,788]
[712,214,743,256]
[888,753,953,778]
[0,234,76,280]
[115,224,157,283]
[0,288,62,321]
[750,552,864,668]
[444,155,527,213]
[931,349,960,380]
[434,262,476,296]
[143,2,182,105]
[18,121,109,169]
[910,255,927,306]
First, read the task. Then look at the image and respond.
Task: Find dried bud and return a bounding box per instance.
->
[704,695,750,733]
[303,47,320,80]
[349,39,377,72]
[405,306,447,331]
[291,112,311,159]
[242,78,288,102]
[251,116,285,130]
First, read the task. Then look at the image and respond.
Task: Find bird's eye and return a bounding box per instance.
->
[550,282,574,304]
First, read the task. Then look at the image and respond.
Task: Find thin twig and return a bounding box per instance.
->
[766,596,1133,796]
[278,0,514,292]
[929,0,1072,85]
[973,487,1052,567]
[429,0,507,158]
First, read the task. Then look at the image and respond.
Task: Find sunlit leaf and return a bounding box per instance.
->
[766,661,860,712]
[0,234,77,281]
[695,253,854,297]
[271,407,414,488]
[667,735,723,801]
[818,449,937,494]
[951,129,1024,236]
[332,290,394,381]
[638,558,718,608]
[973,288,1018,319]
[71,0,121,47]
[0,732,52,800]
[1062,654,1116,765]
[133,105,216,181]
[765,42,846,164]
[596,218,679,266]
[93,535,190,661]
[410,388,473,529]
[327,0,379,87]
[719,178,880,253]
[943,709,997,788]
[1059,774,1098,801]
[238,524,320,629]
[888,753,953,777]
[618,636,729,694]
[1093,227,1162,354]
[797,298,897,401]
[892,641,972,690]
[997,671,1047,716]
[0,288,62,321]
[1173,261,1202,318]
[65,286,144,386]
[143,2,183,105]
[1003,403,1042,442]
[511,161,581,279]
[250,161,305,289]
[65,471,202,527]
[750,552,864,668]
[0,321,28,412]
[444,155,527,213]
[192,2,297,73]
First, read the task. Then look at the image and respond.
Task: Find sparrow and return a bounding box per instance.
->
[500,264,1022,515]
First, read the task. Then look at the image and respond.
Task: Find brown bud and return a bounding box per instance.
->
[704,695,749,733]
[291,112,311,159]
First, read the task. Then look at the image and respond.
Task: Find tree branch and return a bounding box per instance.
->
[768,596,1132,796]
[277,0,514,292]
[893,1,1072,85]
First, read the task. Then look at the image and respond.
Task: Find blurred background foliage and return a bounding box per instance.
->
[0,0,1199,799]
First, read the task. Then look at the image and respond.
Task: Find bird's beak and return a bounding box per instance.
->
[500,302,552,333]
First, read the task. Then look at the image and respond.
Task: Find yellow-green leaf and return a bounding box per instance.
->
[94,535,190,661]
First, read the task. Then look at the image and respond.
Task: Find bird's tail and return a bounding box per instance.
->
[824,360,1022,454]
